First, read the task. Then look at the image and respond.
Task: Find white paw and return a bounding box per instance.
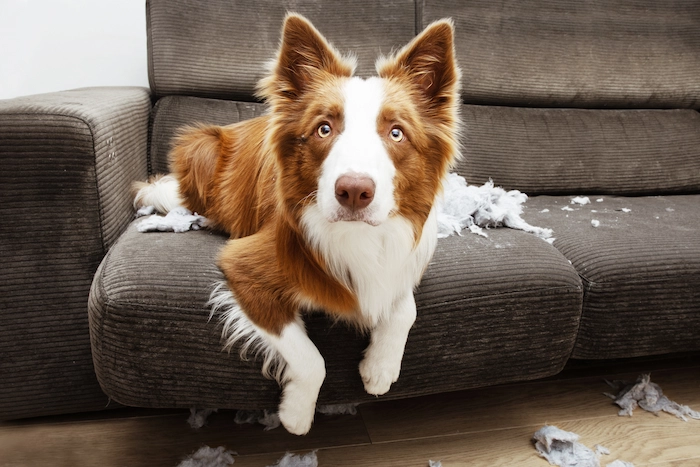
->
[278,389,316,435]
[359,354,401,396]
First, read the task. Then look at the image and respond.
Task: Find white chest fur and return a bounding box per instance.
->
[301,205,437,328]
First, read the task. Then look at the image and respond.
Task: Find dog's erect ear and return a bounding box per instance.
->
[377,19,460,108]
[259,13,355,102]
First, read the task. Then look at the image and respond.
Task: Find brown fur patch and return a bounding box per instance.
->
[377,19,461,242]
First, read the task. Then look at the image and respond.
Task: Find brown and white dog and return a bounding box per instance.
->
[134,13,460,435]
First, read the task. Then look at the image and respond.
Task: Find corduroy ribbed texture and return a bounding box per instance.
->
[149,96,267,174]
[147,0,416,100]
[423,0,700,108]
[88,222,581,409]
[0,87,151,420]
[456,105,700,196]
[523,195,700,359]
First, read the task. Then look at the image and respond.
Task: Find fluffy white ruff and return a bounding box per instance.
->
[437,173,553,240]
[207,281,287,383]
[301,205,436,329]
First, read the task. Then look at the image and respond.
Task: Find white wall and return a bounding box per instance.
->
[0,0,149,99]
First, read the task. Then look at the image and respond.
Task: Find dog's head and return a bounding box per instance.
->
[258,13,461,240]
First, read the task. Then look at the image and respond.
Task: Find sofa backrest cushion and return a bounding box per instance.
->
[422,0,700,109]
[147,0,416,101]
[457,106,700,195]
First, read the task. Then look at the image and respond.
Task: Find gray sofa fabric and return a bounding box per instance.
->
[457,106,700,195]
[89,221,582,409]
[423,0,700,108]
[147,0,416,100]
[0,87,151,419]
[523,195,700,359]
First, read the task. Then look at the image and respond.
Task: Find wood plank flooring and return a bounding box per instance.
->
[1,359,699,466]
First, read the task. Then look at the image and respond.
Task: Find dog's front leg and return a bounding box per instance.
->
[267,319,326,435]
[359,290,417,396]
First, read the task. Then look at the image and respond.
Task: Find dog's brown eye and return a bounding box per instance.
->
[317,123,332,138]
[390,127,404,142]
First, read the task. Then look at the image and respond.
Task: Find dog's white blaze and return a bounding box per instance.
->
[317,77,396,224]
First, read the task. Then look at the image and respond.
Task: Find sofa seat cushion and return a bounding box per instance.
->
[522,195,700,359]
[88,220,581,409]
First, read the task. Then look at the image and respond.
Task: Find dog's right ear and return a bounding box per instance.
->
[258,13,355,102]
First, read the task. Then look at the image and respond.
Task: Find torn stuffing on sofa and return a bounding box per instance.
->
[136,205,207,232]
[136,173,554,240]
[436,173,553,240]
[604,374,700,421]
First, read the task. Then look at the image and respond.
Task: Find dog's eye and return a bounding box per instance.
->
[389,127,404,142]
[317,123,332,138]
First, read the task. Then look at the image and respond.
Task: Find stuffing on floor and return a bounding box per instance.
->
[188,404,359,431]
[233,409,281,431]
[177,446,236,467]
[604,373,700,421]
[175,447,318,467]
[267,451,318,467]
[532,425,634,467]
[188,408,218,429]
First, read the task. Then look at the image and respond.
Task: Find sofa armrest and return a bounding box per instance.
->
[0,86,151,420]
[0,86,152,249]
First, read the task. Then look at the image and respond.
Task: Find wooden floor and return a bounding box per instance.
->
[1,357,699,467]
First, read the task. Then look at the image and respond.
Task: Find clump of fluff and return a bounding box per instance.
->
[437,174,553,240]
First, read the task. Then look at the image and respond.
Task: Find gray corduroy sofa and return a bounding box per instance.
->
[2,0,699,421]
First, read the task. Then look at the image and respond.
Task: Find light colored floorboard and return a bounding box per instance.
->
[234,413,700,467]
[359,368,700,443]
[0,409,370,467]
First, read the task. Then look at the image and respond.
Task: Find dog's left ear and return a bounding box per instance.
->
[259,13,355,102]
[377,19,460,109]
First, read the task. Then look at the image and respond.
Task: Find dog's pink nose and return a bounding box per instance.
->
[335,174,375,210]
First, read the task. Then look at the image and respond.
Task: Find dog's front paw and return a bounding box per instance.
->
[359,354,401,396]
[278,387,316,435]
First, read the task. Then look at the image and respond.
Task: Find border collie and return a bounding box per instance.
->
[134,13,460,435]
